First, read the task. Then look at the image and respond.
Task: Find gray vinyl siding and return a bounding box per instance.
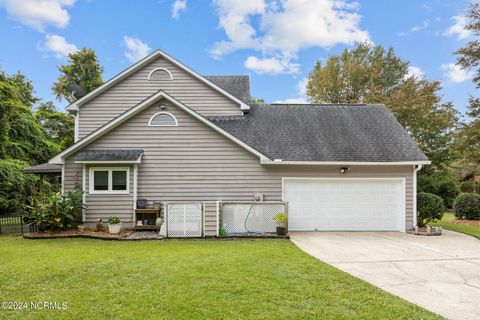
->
[64,157,134,223]
[78,56,242,139]
[64,99,416,231]
[204,202,219,236]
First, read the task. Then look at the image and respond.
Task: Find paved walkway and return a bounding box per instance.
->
[290,230,480,320]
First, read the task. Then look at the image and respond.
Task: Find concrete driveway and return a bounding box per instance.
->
[290,230,480,320]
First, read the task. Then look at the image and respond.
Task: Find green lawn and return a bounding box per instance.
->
[430,212,480,240]
[0,237,440,320]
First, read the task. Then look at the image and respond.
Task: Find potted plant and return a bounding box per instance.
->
[107,216,122,234]
[273,212,288,236]
[77,225,85,232]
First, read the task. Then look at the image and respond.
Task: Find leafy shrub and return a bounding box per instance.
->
[273,212,288,227]
[461,180,479,193]
[25,190,86,231]
[418,173,461,208]
[219,226,227,237]
[453,193,480,220]
[0,159,38,215]
[108,216,121,224]
[417,192,445,227]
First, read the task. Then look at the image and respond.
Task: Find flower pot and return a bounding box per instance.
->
[276,226,286,236]
[77,225,85,232]
[108,223,122,234]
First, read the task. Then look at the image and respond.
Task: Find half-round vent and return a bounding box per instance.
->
[148,68,173,81]
[148,112,178,126]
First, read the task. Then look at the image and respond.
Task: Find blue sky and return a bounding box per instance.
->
[0,0,476,113]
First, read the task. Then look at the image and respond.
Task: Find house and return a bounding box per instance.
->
[33,49,430,235]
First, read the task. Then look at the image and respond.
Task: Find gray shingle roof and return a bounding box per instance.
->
[205,76,250,103]
[209,104,429,162]
[75,149,144,161]
[23,163,62,174]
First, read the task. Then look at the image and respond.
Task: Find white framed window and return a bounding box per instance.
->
[89,167,129,194]
[147,68,173,81]
[148,112,178,127]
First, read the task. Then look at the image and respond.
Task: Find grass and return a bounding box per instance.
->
[0,237,441,320]
[430,212,480,240]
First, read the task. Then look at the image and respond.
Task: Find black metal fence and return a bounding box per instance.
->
[0,215,29,235]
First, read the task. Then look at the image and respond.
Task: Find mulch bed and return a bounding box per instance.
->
[23,229,163,241]
[449,219,480,227]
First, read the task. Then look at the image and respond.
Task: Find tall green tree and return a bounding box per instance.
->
[0,70,59,164]
[35,101,74,149]
[455,3,480,166]
[306,42,459,169]
[52,48,104,103]
[456,97,480,164]
[456,2,480,88]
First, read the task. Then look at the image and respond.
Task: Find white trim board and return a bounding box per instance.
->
[75,160,142,164]
[49,91,269,164]
[262,159,431,166]
[66,49,249,113]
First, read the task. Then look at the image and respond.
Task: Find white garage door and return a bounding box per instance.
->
[283,178,405,231]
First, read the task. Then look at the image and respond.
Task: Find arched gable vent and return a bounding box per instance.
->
[148,68,173,81]
[148,112,178,126]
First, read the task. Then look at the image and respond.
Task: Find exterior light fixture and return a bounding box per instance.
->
[340,167,350,174]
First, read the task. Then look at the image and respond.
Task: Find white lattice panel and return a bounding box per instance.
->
[166,203,203,237]
[221,202,287,235]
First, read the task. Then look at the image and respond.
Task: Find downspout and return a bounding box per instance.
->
[412,164,423,228]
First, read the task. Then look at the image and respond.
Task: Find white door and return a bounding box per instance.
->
[283,178,405,231]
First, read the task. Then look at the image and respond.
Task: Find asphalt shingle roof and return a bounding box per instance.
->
[205,76,250,103]
[209,104,429,162]
[23,163,62,174]
[75,149,144,161]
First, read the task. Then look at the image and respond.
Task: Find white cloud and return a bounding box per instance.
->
[296,77,308,96]
[210,0,266,57]
[123,36,151,63]
[273,97,308,104]
[0,0,75,31]
[405,66,424,79]
[44,34,77,59]
[273,78,309,104]
[443,15,472,40]
[172,0,187,19]
[410,20,430,32]
[441,63,473,83]
[212,0,370,75]
[244,56,299,74]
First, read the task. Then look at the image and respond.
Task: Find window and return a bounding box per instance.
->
[148,112,178,127]
[148,68,173,81]
[90,167,129,194]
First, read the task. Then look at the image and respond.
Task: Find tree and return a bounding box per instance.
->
[456,2,480,88]
[456,97,480,164]
[35,101,74,149]
[52,48,103,103]
[0,70,60,164]
[307,43,408,104]
[249,97,265,105]
[454,3,480,166]
[306,42,459,169]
